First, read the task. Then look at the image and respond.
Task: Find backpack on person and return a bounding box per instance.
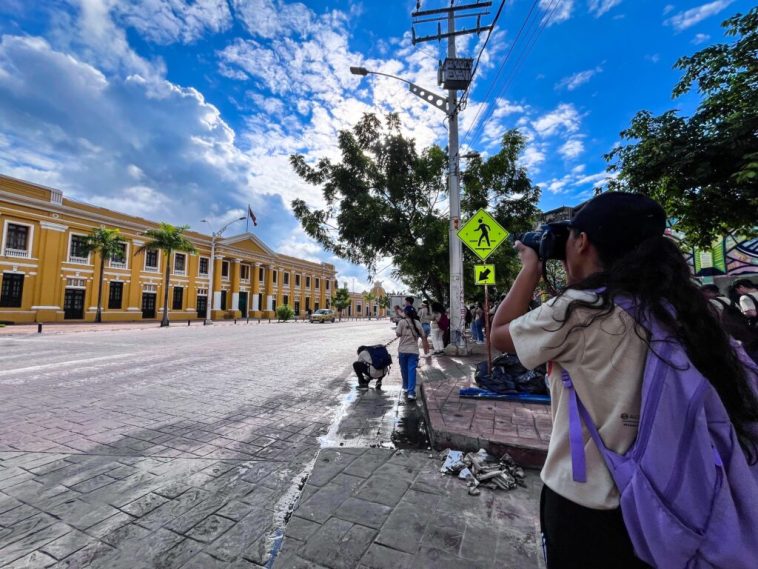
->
[366,345,392,371]
[560,297,758,569]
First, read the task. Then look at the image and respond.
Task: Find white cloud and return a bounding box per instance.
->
[112,0,233,44]
[588,0,622,17]
[664,1,734,32]
[663,5,675,16]
[559,138,584,160]
[532,104,581,137]
[646,53,661,63]
[520,144,546,171]
[540,0,574,25]
[692,33,711,45]
[555,67,603,91]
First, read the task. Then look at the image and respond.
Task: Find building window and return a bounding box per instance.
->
[283,294,289,306]
[326,280,330,291]
[174,253,186,275]
[0,273,24,307]
[272,270,277,284]
[327,299,330,308]
[199,257,209,275]
[68,235,90,263]
[306,276,311,288]
[295,274,301,287]
[356,303,362,313]
[241,264,250,281]
[172,287,183,310]
[315,278,320,289]
[143,283,158,293]
[145,249,159,271]
[259,267,264,281]
[66,278,86,288]
[222,261,230,279]
[110,243,127,268]
[5,223,30,254]
[283,272,289,285]
[220,290,227,309]
[108,282,123,309]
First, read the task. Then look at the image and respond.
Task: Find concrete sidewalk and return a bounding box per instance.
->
[271,351,544,569]
[419,350,551,469]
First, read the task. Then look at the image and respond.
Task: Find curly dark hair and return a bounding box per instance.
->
[555,233,758,462]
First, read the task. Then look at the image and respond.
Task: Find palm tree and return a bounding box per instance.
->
[83,227,125,323]
[363,291,376,320]
[139,223,197,327]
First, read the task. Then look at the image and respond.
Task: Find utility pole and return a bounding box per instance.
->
[412,1,492,349]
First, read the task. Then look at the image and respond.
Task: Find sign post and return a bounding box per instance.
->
[474,264,496,376]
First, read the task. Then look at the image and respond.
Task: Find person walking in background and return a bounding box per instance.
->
[489,192,758,569]
[703,284,758,365]
[733,279,758,323]
[396,306,429,401]
[472,302,485,344]
[418,300,432,337]
[430,302,446,355]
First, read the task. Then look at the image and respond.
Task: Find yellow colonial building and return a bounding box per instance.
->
[345,281,388,319]
[0,174,338,324]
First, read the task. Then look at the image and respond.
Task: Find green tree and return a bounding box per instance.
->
[290,113,540,303]
[362,291,376,320]
[82,227,125,323]
[607,8,758,247]
[139,223,197,327]
[332,286,351,321]
[276,304,294,322]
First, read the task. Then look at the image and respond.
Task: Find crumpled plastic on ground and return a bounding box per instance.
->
[440,448,526,495]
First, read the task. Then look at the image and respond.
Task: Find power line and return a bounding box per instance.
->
[460,0,542,148]
[464,0,561,151]
[458,0,507,112]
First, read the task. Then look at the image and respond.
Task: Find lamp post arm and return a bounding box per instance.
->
[364,70,450,115]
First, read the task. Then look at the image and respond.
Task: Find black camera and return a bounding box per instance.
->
[511,221,571,261]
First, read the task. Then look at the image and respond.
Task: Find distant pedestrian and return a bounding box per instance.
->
[418,300,432,337]
[733,279,758,327]
[404,296,414,307]
[396,306,429,401]
[472,302,485,344]
[430,302,446,355]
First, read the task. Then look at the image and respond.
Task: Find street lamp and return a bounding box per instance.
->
[350,65,465,348]
[201,216,245,325]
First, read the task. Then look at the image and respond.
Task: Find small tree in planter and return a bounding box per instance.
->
[276,304,294,322]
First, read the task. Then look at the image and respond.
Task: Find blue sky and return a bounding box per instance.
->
[0,0,751,291]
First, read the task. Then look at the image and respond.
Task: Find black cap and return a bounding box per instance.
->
[570,192,666,259]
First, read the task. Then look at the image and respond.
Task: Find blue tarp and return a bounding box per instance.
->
[459,387,551,404]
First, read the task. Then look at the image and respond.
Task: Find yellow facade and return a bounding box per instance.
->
[0,175,337,324]
[345,281,388,319]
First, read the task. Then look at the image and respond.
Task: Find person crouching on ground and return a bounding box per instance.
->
[353,346,386,390]
[396,306,429,401]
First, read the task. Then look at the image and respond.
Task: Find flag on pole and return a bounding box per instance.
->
[247,205,257,227]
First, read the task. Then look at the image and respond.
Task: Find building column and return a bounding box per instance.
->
[264,263,275,317]
[319,273,327,310]
[251,262,262,317]
[127,239,144,318]
[231,258,241,318]
[299,274,306,319]
[275,266,284,313]
[32,221,68,322]
[186,254,198,316]
[211,255,224,318]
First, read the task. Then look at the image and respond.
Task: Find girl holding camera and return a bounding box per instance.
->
[490,192,758,568]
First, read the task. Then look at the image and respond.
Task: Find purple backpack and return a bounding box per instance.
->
[561,298,758,568]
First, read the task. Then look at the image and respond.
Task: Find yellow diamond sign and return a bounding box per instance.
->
[474,264,495,285]
[457,209,509,261]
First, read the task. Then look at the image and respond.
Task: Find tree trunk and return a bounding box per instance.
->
[161,250,170,327]
[96,252,105,323]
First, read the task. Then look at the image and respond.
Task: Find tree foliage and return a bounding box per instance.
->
[83,227,125,323]
[139,223,197,327]
[290,113,540,304]
[331,286,351,321]
[607,8,758,247]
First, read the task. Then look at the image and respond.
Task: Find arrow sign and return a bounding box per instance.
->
[474,264,495,285]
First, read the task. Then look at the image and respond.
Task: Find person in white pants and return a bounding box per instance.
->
[431,302,446,355]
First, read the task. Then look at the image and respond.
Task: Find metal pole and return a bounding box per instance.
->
[447,9,464,349]
[484,284,492,376]
[205,234,215,325]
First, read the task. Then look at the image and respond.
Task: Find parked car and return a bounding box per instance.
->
[310,309,336,323]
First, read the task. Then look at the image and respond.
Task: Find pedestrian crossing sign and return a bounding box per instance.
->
[474,264,495,285]
[457,209,509,260]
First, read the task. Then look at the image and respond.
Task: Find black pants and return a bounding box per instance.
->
[540,485,651,569]
[353,361,370,384]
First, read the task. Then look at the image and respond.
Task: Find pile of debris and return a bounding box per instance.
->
[440,449,526,496]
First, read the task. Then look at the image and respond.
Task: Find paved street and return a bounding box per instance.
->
[0,320,395,568]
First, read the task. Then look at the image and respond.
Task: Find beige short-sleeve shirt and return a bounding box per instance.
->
[510,289,647,510]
